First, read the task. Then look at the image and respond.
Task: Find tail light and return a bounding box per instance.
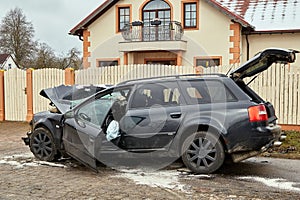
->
[248,104,268,122]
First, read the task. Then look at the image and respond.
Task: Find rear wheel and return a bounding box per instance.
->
[30,127,58,161]
[181,131,225,174]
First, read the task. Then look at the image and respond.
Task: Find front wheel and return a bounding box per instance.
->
[30,127,58,161]
[181,131,225,174]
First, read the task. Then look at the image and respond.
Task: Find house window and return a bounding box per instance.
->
[97,59,119,67]
[195,57,222,68]
[142,0,171,41]
[117,6,131,32]
[183,2,198,29]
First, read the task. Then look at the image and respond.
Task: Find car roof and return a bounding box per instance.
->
[117,73,228,86]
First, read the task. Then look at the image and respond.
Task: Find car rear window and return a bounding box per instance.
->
[130,81,182,108]
[181,80,237,104]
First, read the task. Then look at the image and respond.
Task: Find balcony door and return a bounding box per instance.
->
[142,0,171,41]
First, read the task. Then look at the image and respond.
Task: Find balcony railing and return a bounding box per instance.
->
[121,20,184,42]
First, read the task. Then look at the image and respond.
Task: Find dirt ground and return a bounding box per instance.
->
[0,121,299,200]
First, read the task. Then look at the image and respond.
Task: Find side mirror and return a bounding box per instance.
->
[64,110,75,119]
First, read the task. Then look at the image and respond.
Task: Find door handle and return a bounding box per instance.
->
[170,112,181,119]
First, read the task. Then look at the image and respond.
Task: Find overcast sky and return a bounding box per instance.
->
[0,0,105,55]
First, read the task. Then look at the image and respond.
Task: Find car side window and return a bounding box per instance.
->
[181,80,237,104]
[129,81,182,109]
[76,87,131,127]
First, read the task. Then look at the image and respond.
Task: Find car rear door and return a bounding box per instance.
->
[121,81,184,150]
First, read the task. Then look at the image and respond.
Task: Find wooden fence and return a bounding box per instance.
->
[33,68,65,114]
[0,64,300,128]
[4,68,26,121]
[75,64,195,85]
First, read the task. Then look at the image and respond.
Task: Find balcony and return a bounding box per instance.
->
[119,20,187,52]
[121,20,184,42]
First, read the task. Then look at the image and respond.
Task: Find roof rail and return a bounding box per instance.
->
[117,73,227,85]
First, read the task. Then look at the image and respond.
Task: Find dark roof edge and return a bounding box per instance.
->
[204,0,254,29]
[69,0,119,36]
[244,29,300,35]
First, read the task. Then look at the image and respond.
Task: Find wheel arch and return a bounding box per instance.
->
[33,120,63,152]
[170,122,228,157]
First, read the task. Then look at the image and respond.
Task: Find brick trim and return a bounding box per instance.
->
[229,22,241,64]
[65,68,75,85]
[123,52,128,65]
[83,30,91,68]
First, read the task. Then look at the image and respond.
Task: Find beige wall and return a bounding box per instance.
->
[242,33,300,67]
[182,1,233,67]
[87,0,236,68]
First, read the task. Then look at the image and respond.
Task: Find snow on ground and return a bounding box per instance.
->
[238,176,300,193]
[116,169,188,192]
[0,153,66,169]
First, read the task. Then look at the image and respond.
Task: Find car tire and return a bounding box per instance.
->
[30,127,58,161]
[181,131,225,174]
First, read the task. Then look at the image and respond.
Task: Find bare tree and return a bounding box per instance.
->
[59,47,82,69]
[32,42,58,69]
[0,7,36,68]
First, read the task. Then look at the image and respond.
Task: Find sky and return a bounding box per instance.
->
[0,0,105,55]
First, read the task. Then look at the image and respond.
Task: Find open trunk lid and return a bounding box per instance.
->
[231,48,298,124]
[230,48,297,81]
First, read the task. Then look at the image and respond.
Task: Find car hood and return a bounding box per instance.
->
[230,48,298,81]
[40,84,110,113]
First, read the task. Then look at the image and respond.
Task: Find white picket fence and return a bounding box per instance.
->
[32,68,65,113]
[75,64,195,85]
[4,68,27,121]
[2,64,300,125]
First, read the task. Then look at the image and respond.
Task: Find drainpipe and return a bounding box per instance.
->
[245,33,250,60]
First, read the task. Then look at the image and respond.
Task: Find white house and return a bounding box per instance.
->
[0,54,19,70]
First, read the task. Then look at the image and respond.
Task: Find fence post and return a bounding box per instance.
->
[65,68,75,85]
[26,68,33,122]
[195,66,204,74]
[0,70,5,121]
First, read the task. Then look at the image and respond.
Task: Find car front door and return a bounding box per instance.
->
[63,87,132,169]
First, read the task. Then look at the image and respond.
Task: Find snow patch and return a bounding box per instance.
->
[116,169,188,192]
[0,153,66,169]
[238,176,300,193]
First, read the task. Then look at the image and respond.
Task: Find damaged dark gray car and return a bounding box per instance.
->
[23,48,297,173]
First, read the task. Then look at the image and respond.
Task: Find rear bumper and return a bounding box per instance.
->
[228,124,282,153]
[230,124,284,162]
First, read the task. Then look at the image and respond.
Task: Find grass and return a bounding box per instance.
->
[266,131,300,159]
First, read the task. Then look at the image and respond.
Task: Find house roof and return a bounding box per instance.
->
[69,0,300,36]
[0,54,10,65]
[215,0,300,32]
[69,0,119,36]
